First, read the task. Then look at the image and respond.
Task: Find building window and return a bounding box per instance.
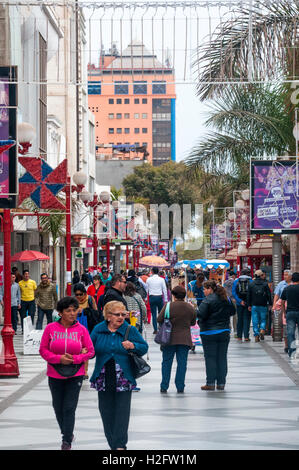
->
[142,113,147,119]
[142,128,148,134]
[115,81,129,95]
[152,81,166,94]
[109,128,114,134]
[124,98,130,104]
[142,98,148,104]
[134,98,140,104]
[116,113,122,119]
[117,128,122,134]
[124,128,130,134]
[134,113,139,119]
[134,128,140,134]
[109,98,114,104]
[116,99,122,104]
[108,113,114,119]
[124,113,130,119]
[88,81,101,94]
[134,81,147,95]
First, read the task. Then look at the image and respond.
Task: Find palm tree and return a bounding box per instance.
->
[194,0,299,101]
[185,83,294,174]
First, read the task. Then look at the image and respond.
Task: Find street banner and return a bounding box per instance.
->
[0,66,17,208]
[251,160,299,233]
[158,241,169,260]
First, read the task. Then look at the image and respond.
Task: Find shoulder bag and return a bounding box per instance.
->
[124,325,151,379]
[154,302,172,346]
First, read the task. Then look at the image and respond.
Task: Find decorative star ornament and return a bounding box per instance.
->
[18,157,67,210]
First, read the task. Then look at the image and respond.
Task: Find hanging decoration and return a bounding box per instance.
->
[18,157,67,210]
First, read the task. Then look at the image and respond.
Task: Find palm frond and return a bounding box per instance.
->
[194,0,299,101]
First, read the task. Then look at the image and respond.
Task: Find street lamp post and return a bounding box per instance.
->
[0,209,19,376]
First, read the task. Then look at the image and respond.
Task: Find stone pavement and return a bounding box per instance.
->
[1,325,299,450]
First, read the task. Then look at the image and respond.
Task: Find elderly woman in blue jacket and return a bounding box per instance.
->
[90,300,148,450]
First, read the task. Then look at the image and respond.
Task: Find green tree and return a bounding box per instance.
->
[122,161,202,243]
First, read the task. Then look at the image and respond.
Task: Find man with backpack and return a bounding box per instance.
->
[247,270,272,342]
[232,269,252,342]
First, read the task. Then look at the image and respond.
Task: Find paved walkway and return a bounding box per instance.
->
[1,325,299,450]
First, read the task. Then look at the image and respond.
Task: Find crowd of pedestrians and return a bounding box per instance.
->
[1,262,299,450]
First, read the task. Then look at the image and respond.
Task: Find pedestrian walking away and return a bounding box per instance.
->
[18,269,37,333]
[281,272,299,357]
[0,273,21,333]
[39,296,95,450]
[232,269,252,342]
[197,281,236,391]
[90,301,148,450]
[74,283,101,379]
[35,273,58,330]
[157,286,196,394]
[124,281,147,334]
[146,267,167,334]
[247,270,272,342]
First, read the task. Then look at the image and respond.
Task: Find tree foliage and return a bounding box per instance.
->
[123,161,201,207]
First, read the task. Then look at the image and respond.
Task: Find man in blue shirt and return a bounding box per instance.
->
[232,269,252,342]
[187,272,205,309]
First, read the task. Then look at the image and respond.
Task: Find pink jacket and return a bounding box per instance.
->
[39,320,95,379]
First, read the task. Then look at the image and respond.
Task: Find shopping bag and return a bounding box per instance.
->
[190,322,201,346]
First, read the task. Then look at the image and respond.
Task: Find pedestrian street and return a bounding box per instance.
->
[0,326,299,451]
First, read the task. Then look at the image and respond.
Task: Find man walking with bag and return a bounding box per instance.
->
[232,269,252,342]
[247,270,272,342]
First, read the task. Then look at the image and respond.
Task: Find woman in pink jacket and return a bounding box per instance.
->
[39,296,95,450]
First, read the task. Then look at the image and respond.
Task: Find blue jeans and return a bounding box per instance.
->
[149,295,164,332]
[236,304,251,339]
[251,306,267,337]
[36,306,53,330]
[200,331,230,386]
[161,344,190,391]
[286,311,299,357]
[20,300,36,332]
[11,306,19,332]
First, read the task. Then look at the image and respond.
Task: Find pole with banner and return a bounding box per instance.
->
[65,177,72,296]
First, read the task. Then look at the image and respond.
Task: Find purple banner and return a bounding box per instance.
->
[251,161,299,232]
[210,224,233,250]
[0,81,10,198]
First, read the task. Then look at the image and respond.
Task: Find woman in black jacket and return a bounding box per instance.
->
[197,281,236,391]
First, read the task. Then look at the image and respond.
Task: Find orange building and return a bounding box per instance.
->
[88,41,176,166]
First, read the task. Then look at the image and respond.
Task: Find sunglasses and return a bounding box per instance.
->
[75,292,84,297]
[111,313,127,318]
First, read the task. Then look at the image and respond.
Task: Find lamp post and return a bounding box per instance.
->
[0,139,19,376]
[64,170,88,295]
[17,122,36,155]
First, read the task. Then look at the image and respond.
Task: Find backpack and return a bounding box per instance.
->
[236,278,250,300]
[134,280,147,300]
[251,282,267,304]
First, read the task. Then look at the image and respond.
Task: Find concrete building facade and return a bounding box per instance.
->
[88,40,176,166]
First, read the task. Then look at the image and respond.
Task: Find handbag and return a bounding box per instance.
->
[124,325,151,379]
[154,302,172,346]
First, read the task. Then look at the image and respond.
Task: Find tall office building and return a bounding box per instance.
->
[88,41,176,166]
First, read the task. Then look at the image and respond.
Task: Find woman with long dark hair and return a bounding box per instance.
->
[197,281,236,391]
